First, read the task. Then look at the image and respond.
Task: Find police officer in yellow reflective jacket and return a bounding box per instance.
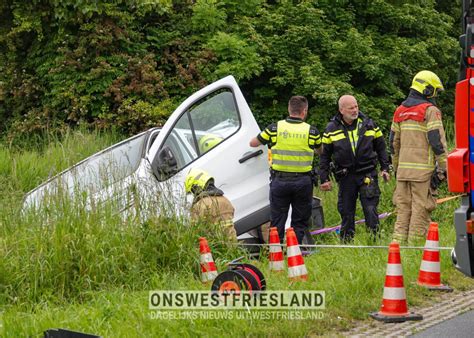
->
[320,95,390,242]
[390,70,447,244]
[249,96,322,244]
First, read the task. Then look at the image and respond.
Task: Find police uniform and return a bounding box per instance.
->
[319,112,389,241]
[390,91,447,243]
[257,116,321,244]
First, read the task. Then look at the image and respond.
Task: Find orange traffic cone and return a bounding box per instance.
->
[269,227,284,272]
[417,222,453,291]
[370,242,422,322]
[199,237,218,283]
[286,227,308,281]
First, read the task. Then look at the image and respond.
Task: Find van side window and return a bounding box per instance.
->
[155,89,240,180]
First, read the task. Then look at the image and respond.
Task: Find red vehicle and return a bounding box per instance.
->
[447,0,474,277]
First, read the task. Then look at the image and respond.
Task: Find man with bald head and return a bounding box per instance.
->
[319,95,390,242]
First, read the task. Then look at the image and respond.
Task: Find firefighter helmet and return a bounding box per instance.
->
[410,70,444,98]
[198,134,223,153]
[185,168,214,194]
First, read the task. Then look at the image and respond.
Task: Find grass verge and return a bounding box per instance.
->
[0,129,472,337]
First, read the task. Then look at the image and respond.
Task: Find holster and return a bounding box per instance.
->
[360,177,380,199]
[330,162,348,182]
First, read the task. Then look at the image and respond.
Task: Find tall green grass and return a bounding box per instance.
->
[1,207,240,305]
[0,127,472,337]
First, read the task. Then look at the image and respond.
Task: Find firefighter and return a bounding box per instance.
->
[185,168,237,241]
[319,95,390,242]
[249,96,322,244]
[390,70,447,244]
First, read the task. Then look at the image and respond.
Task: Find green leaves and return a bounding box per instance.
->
[206,32,263,81]
[0,0,461,139]
[191,0,227,34]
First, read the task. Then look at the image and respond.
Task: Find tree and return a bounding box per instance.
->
[0,0,460,140]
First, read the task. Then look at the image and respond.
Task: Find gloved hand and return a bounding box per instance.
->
[430,169,447,190]
[387,164,396,179]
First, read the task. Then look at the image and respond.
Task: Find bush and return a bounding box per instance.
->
[0,1,460,137]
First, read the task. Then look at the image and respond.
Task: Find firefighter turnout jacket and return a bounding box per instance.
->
[191,186,237,240]
[319,112,390,183]
[257,117,321,172]
[390,92,447,182]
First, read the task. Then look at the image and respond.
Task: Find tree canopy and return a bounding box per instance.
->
[0,0,461,140]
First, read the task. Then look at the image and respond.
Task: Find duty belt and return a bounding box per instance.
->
[273,171,311,178]
[332,165,375,176]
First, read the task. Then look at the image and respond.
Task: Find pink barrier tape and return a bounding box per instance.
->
[310,212,392,236]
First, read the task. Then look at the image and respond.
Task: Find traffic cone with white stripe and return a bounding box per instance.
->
[417,222,453,291]
[269,227,284,272]
[370,242,422,322]
[199,237,218,283]
[286,227,308,281]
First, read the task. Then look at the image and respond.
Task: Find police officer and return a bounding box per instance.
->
[390,70,447,244]
[249,96,322,244]
[319,95,390,242]
[185,168,237,241]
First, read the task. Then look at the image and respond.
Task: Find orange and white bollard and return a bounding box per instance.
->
[199,237,218,283]
[417,222,453,291]
[269,227,285,272]
[286,227,308,281]
[370,242,422,322]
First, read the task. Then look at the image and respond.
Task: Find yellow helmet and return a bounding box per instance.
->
[185,168,214,194]
[410,70,444,98]
[198,134,223,154]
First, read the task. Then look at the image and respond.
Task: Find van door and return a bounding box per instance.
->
[147,76,270,235]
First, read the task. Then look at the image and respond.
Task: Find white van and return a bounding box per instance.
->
[23,76,272,237]
[23,76,323,245]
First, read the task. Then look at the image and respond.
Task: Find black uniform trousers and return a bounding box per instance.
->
[270,173,313,244]
[337,171,380,241]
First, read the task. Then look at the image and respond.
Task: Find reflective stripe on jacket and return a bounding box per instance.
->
[319,112,389,183]
[257,117,321,173]
[271,120,314,172]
